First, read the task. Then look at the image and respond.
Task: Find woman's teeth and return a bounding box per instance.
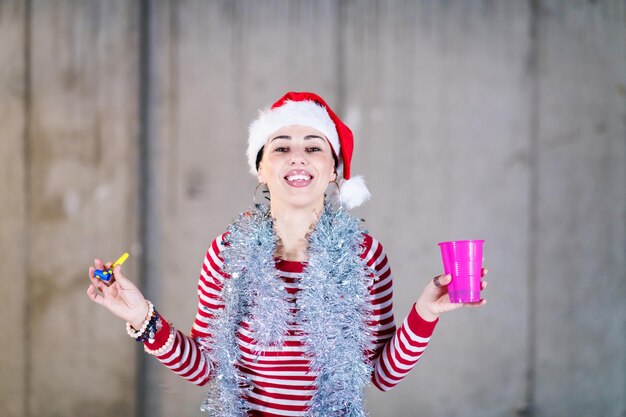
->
[286,174,312,181]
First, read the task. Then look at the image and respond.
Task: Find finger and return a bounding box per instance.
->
[91,265,115,290]
[112,265,131,288]
[462,299,487,307]
[88,265,100,281]
[94,258,105,270]
[481,281,488,290]
[92,260,113,288]
[87,284,104,305]
[100,261,116,286]
[432,274,451,289]
[439,299,464,313]
[88,267,105,290]
[481,268,488,277]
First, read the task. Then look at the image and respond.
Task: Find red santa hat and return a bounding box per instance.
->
[247,91,371,209]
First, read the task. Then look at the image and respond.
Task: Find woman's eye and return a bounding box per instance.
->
[274,146,289,152]
[307,147,322,152]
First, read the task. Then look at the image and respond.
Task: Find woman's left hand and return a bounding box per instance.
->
[414,267,488,322]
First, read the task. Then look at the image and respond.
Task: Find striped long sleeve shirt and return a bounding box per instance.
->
[145,233,438,416]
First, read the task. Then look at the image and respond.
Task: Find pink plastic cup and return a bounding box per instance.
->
[438,240,484,303]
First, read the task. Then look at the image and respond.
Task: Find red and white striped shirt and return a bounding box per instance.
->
[145,233,438,416]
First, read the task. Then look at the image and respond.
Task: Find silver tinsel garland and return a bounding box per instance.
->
[200,202,374,416]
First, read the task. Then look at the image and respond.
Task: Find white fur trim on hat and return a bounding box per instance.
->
[247,100,340,175]
[339,176,371,209]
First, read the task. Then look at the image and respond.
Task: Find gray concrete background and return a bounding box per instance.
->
[1,1,624,417]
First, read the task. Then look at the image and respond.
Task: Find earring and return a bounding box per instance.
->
[253,183,270,207]
[325,180,341,207]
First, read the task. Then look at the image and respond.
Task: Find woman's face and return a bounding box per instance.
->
[258,125,337,210]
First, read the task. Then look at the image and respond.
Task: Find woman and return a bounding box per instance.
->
[87,92,488,416]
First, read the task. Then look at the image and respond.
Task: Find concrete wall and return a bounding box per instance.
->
[1,1,624,416]
[0,2,27,416]
[1,1,140,416]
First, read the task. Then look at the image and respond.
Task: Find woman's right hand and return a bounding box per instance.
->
[87,258,148,329]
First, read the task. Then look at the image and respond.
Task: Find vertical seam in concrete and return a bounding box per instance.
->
[23,0,32,415]
[137,0,154,416]
[620,4,626,414]
[336,0,346,113]
[621,2,626,417]
[167,1,179,217]
[523,0,541,415]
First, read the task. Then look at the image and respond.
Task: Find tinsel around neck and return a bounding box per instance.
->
[201,202,375,416]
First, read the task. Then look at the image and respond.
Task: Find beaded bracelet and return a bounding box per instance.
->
[126,300,160,343]
[126,300,154,338]
[144,324,176,356]
[138,311,161,343]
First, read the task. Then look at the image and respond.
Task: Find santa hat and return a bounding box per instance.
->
[247,91,371,209]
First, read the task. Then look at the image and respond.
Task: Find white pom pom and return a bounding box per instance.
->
[339,176,371,209]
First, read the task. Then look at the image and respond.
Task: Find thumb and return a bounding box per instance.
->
[112,264,131,285]
[423,274,452,299]
[432,273,452,289]
[421,274,451,302]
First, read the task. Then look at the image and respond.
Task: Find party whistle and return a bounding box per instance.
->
[94,252,129,284]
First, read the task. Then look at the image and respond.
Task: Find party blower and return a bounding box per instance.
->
[94,252,129,286]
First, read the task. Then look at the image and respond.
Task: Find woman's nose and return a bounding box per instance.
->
[289,149,307,165]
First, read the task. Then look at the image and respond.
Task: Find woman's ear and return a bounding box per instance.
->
[257,165,265,184]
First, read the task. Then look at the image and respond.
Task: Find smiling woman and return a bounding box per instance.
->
[247,92,371,211]
[259,126,337,213]
[87,91,488,417]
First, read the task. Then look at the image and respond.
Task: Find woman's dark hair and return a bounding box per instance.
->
[255,146,339,172]
[255,147,265,171]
